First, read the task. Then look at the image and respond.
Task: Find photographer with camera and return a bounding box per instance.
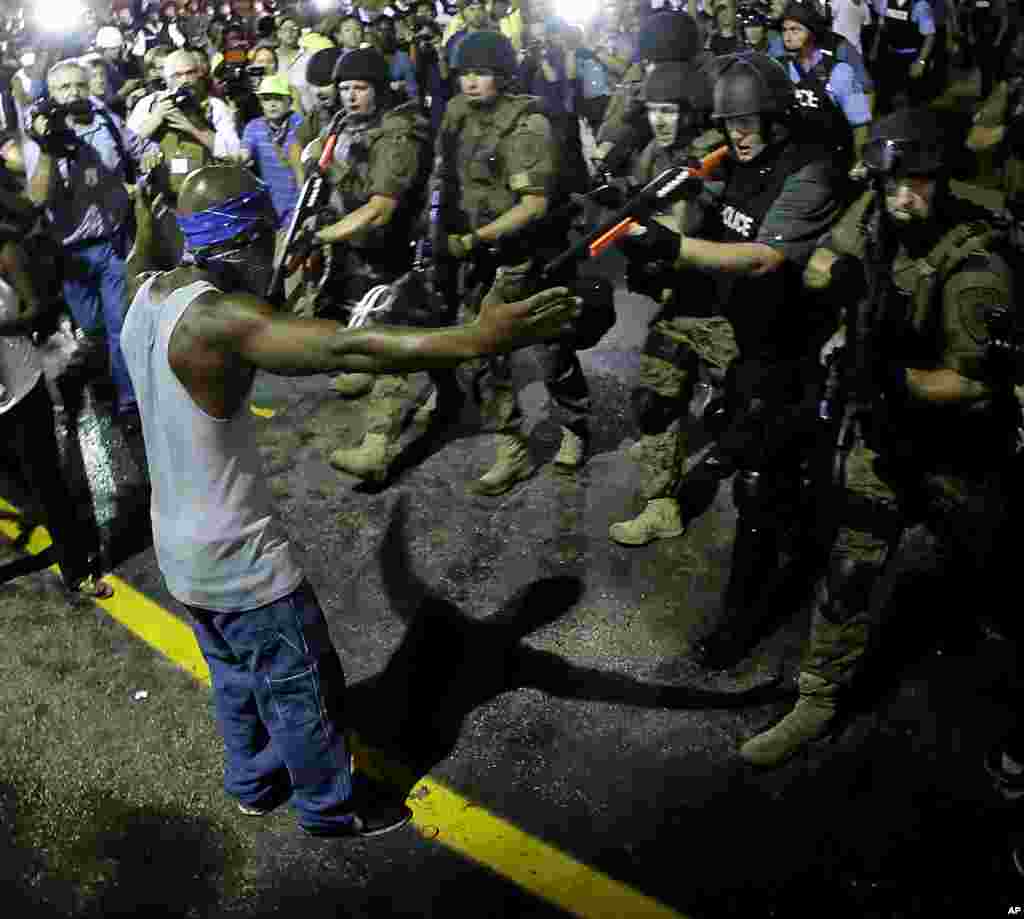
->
[128,49,244,186]
[739,107,1020,768]
[25,59,163,429]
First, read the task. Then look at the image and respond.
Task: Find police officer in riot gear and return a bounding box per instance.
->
[741,107,1019,767]
[781,1,871,167]
[674,51,846,669]
[868,0,937,114]
[608,62,738,546]
[594,11,703,178]
[298,49,435,482]
[439,30,601,495]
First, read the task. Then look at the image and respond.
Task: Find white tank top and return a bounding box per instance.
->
[121,275,304,611]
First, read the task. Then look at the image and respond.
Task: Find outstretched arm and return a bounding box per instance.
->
[186,286,580,376]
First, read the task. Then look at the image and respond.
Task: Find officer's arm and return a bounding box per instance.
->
[185,286,578,375]
[903,368,992,403]
[315,195,399,243]
[904,256,1015,403]
[477,194,548,245]
[676,235,784,276]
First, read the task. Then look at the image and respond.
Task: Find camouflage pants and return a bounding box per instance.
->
[467,260,591,435]
[630,311,738,501]
[805,443,1010,686]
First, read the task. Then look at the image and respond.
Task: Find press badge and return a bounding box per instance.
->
[171,157,190,175]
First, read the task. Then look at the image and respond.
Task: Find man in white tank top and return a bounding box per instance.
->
[120,164,579,838]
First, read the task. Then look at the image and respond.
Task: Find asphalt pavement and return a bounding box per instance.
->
[3,75,1024,918]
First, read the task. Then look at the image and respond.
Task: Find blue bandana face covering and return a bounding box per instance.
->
[176,188,274,250]
[176,186,277,296]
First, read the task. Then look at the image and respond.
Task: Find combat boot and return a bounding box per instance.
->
[329,433,397,483]
[551,425,588,474]
[470,434,535,496]
[608,498,685,546]
[331,372,375,398]
[738,672,840,767]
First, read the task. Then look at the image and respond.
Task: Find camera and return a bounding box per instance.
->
[28,97,91,156]
[167,84,198,110]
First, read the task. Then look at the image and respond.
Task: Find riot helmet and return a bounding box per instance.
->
[862,108,948,177]
[451,30,519,79]
[644,62,713,148]
[637,12,701,63]
[711,52,796,121]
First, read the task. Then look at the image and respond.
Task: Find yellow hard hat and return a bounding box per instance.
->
[256,73,292,97]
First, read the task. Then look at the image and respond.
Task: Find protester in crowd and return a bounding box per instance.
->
[119,162,579,837]
[241,73,302,226]
[0,237,114,600]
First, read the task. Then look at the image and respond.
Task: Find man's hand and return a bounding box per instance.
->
[140,147,164,173]
[476,286,582,353]
[165,106,199,135]
[151,94,177,125]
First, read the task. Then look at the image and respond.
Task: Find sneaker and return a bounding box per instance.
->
[238,800,277,817]
[983,747,1024,801]
[299,801,412,839]
[299,772,411,839]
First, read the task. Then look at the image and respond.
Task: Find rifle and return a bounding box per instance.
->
[540,146,730,279]
[817,172,897,540]
[265,108,346,304]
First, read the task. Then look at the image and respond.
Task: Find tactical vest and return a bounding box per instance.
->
[882,0,922,51]
[710,140,833,360]
[443,93,551,234]
[872,194,1015,465]
[328,101,429,252]
[791,53,855,163]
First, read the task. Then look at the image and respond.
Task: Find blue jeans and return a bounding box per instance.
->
[185,581,355,832]
[61,237,136,412]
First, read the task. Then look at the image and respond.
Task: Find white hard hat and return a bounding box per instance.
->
[96,26,125,49]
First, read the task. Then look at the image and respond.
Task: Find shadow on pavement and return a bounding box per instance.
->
[0,781,233,918]
[347,497,790,790]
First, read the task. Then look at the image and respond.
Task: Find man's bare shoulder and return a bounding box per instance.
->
[158,270,274,353]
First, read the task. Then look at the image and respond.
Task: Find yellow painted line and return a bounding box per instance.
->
[250,403,276,418]
[0,496,687,919]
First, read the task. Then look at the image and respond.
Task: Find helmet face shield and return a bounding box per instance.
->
[862,136,943,177]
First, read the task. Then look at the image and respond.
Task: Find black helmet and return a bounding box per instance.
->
[306,47,341,87]
[332,48,390,89]
[711,52,796,120]
[644,62,713,111]
[451,30,518,77]
[862,108,948,176]
[637,12,701,63]
[781,1,828,38]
